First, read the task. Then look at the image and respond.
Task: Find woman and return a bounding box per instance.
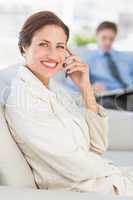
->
[5,11,133,196]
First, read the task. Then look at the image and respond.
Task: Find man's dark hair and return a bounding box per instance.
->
[96,21,117,33]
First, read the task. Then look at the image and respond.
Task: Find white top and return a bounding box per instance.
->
[5,66,133,196]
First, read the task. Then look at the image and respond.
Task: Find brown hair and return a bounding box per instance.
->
[96,21,117,33]
[18,11,69,55]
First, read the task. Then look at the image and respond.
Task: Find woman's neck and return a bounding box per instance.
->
[37,72,49,88]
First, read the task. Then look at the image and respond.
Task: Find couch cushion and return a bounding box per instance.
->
[103,151,133,167]
[0,187,126,200]
[0,104,36,187]
[108,110,133,151]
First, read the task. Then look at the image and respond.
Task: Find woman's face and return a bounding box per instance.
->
[23,25,67,79]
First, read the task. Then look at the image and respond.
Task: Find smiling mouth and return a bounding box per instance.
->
[41,61,58,69]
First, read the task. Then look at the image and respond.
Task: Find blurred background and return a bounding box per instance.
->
[0,0,133,69]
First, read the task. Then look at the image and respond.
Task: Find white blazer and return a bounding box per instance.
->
[5,66,133,196]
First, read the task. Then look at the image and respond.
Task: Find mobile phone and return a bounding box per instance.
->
[64,48,73,78]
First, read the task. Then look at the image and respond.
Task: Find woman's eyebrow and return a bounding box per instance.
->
[57,42,65,45]
[40,40,65,45]
[40,39,50,43]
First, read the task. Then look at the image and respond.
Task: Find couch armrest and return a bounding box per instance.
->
[108,110,133,150]
[0,105,36,187]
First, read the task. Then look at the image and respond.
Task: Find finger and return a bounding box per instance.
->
[65,55,81,64]
[65,61,81,70]
[66,63,88,70]
[68,63,88,69]
[67,65,88,74]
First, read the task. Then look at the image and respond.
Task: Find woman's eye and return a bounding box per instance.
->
[57,46,65,49]
[39,43,48,47]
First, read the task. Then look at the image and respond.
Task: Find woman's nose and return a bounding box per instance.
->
[47,48,58,60]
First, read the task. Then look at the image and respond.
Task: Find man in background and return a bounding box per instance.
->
[86,21,133,93]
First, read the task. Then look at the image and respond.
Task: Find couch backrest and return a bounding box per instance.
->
[0,66,18,106]
[0,66,36,187]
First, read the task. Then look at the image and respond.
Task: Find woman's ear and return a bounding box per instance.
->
[21,46,28,58]
[22,46,27,53]
[22,43,30,53]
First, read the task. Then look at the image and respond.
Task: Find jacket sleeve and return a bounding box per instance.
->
[73,93,109,155]
[85,106,109,154]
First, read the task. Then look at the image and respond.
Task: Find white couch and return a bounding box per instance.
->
[0,187,131,200]
[0,66,133,198]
